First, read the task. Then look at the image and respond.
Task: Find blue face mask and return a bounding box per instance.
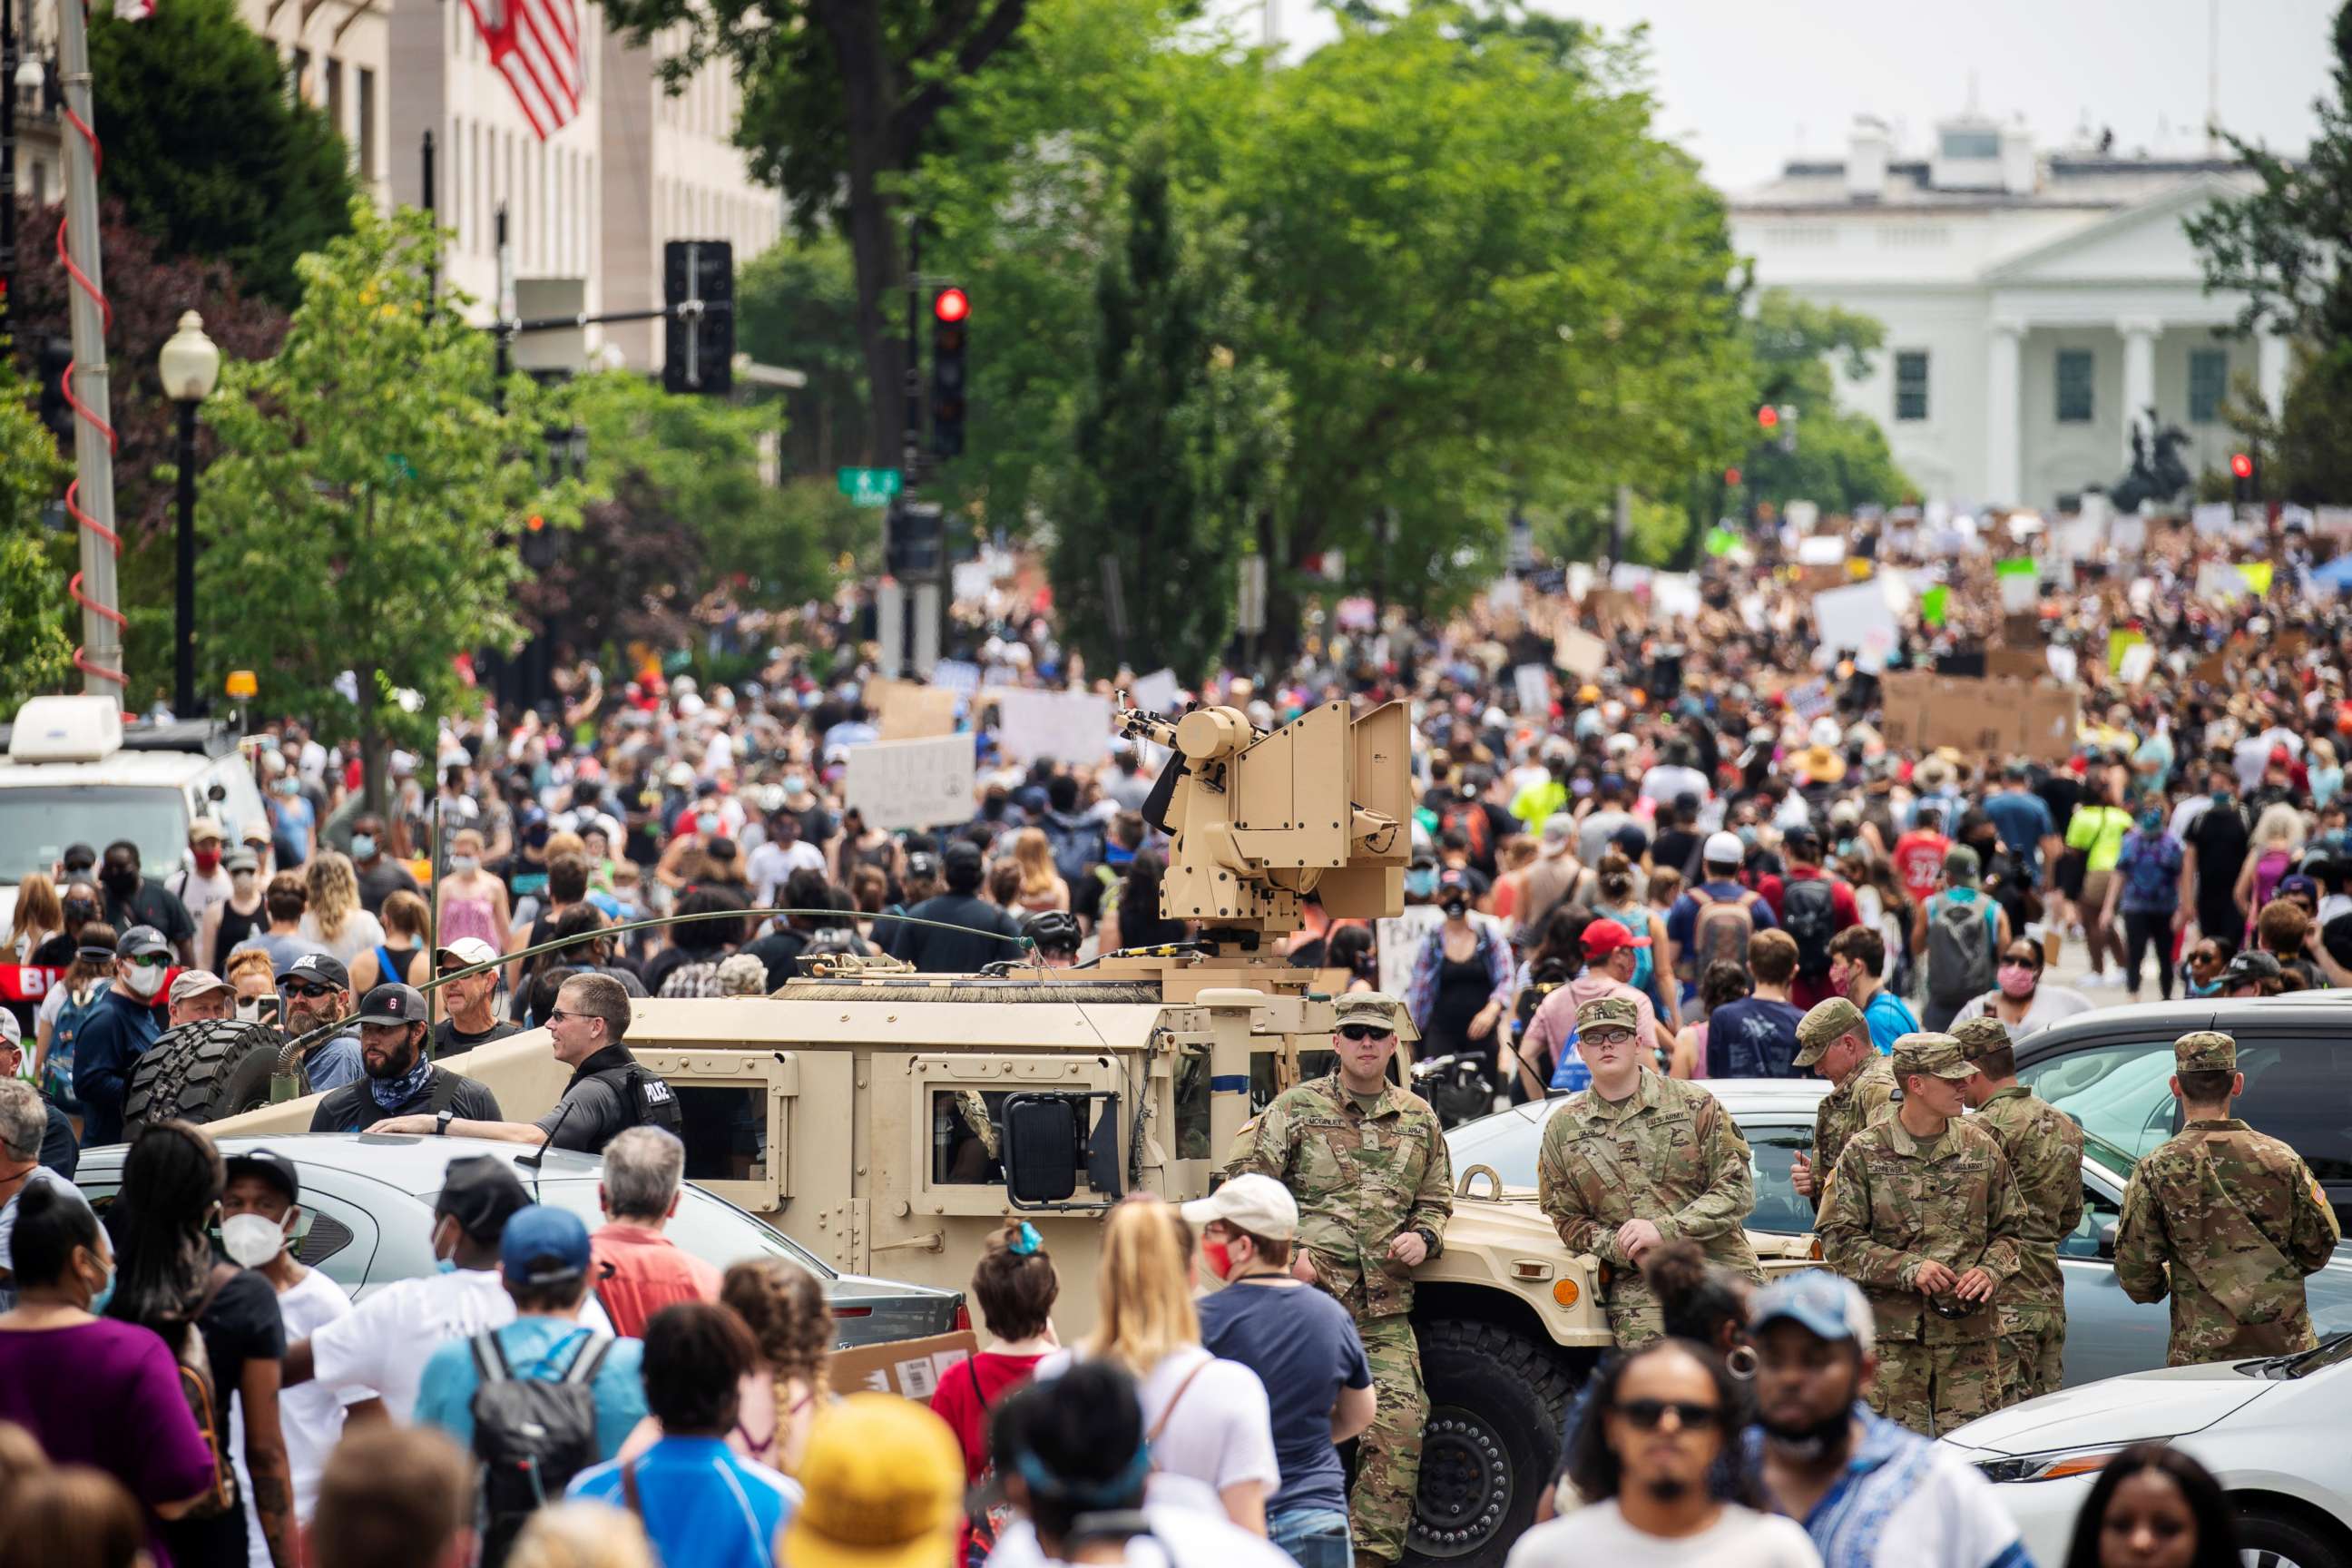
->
[350,834,377,859]
[436,1256,458,1275]
[1405,867,1438,898]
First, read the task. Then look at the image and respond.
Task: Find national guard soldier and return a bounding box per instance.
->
[1788,998,1896,1210]
[1818,1032,2026,1436]
[1952,1015,2082,1405]
[2113,1030,2341,1367]
[1534,995,1762,1348]
[1236,991,1451,1568]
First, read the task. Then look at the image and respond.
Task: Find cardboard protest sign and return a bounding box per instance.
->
[871,681,958,740]
[1987,647,2045,681]
[1554,628,1609,680]
[842,735,976,830]
[1877,671,2079,763]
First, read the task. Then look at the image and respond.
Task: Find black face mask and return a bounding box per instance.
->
[99,866,139,895]
[1442,900,1468,919]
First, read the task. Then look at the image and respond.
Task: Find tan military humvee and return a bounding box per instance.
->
[212,698,1744,1567]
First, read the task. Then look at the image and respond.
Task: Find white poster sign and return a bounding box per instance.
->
[1651,573,1702,620]
[2116,642,2157,686]
[1513,662,1552,714]
[1797,535,1845,566]
[2195,561,2249,603]
[1810,581,1901,671]
[1784,499,1820,534]
[842,735,976,831]
[2046,646,2079,685]
[1129,669,1182,715]
[995,689,1115,765]
[2192,502,2234,536]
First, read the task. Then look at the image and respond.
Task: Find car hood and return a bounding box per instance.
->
[1942,1360,2272,1455]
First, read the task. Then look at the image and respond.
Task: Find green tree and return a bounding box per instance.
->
[595,0,1048,464]
[198,202,566,807]
[1210,12,1752,639]
[736,234,871,475]
[1049,142,1288,683]
[90,0,358,309]
[1739,289,1913,516]
[0,343,74,709]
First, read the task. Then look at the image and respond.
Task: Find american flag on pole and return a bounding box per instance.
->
[463,0,583,139]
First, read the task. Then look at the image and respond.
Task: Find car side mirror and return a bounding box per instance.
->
[2097,1220,2119,1259]
[1000,1092,1122,1210]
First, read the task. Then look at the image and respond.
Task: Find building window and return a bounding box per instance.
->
[2056,348,2094,423]
[357,69,377,180]
[1941,128,1999,159]
[1895,350,1929,421]
[2189,348,2228,424]
[289,48,311,105]
[324,57,345,155]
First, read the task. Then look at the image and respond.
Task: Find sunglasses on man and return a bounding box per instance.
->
[1337,1023,1396,1043]
[280,980,338,999]
[1611,1397,1721,1432]
[122,953,171,971]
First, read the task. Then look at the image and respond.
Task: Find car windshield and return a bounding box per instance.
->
[0,786,187,881]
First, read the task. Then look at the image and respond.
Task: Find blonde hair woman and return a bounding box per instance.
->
[6,873,61,965]
[297,851,386,967]
[1008,828,1069,914]
[504,1502,656,1568]
[1030,1195,1277,1533]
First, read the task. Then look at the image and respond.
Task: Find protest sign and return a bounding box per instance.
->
[929,659,982,699]
[865,677,959,740]
[2192,503,2233,536]
[1553,627,1609,681]
[1610,563,1654,593]
[995,689,1115,764]
[1514,663,1552,715]
[1651,573,1702,620]
[2240,561,2275,596]
[1785,499,1820,534]
[1920,584,1949,626]
[1995,557,2038,613]
[1811,581,1900,671]
[1877,671,2080,763]
[1797,535,1845,566]
[1130,669,1183,714]
[2107,629,2148,670]
[1987,647,2045,681]
[1785,678,1835,722]
[843,735,976,831]
[2195,561,2249,603]
[2046,646,2079,685]
[2116,642,2156,686]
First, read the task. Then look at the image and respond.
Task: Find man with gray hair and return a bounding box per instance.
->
[588,1125,720,1337]
[0,1077,93,1310]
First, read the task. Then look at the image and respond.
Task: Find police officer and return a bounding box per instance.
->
[1788,997,1896,1211]
[2113,1030,2341,1367]
[1534,995,1761,1348]
[1951,1015,2082,1404]
[372,973,679,1152]
[1818,1032,2026,1436]
[1234,991,1450,1568]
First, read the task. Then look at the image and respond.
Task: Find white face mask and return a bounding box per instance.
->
[220,1212,290,1269]
[450,855,480,875]
[122,965,167,999]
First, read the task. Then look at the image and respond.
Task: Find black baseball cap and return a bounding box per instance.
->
[355,983,427,1025]
[433,1154,529,1242]
[223,1149,300,1203]
[116,926,170,960]
[2220,950,2283,986]
[276,951,351,989]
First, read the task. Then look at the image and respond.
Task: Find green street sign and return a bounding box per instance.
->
[837,467,903,507]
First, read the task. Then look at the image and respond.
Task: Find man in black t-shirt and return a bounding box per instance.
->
[884,841,1022,972]
[98,840,196,965]
[2183,762,2252,944]
[427,938,522,1058]
[310,984,505,1133]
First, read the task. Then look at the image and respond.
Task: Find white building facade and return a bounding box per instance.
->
[1730,117,2290,512]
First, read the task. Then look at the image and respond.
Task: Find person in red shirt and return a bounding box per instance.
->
[929,1216,1063,1568]
[1890,805,1955,910]
[587,1125,721,1338]
[1766,827,1861,1013]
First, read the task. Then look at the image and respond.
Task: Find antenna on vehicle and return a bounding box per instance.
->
[516,1098,578,1200]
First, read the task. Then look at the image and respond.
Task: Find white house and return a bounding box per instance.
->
[1730,114,2291,512]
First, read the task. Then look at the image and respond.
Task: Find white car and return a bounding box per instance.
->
[1942,1334,2352,1568]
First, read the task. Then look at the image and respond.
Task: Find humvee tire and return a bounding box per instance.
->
[123,1019,287,1139]
[1406,1319,1587,1568]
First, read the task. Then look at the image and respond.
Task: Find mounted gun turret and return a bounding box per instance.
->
[1116,697,1412,945]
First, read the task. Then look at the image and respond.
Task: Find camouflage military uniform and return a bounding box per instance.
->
[1535,998,1762,1347]
[1794,1001,1898,1213]
[1818,1034,2026,1436]
[1236,996,1451,1568]
[1953,1019,2083,1406]
[2114,1031,2340,1367]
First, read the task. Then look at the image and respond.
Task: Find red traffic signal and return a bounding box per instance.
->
[2230,452,2254,480]
[1724,466,1742,485]
[933,287,969,324]
[1757,405,1779,431]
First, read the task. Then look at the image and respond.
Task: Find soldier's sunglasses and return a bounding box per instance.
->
[1611,1398,1720,1432]
[1926,1295,1979,1319]
[1337,1024,1395,1042]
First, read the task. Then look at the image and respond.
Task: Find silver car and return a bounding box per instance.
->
[1443,1079,2352,1387]
[74,1133,965,1348]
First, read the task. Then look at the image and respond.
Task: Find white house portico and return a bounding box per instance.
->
[1732,116,2285,513]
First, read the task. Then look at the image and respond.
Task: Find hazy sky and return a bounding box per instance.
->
[1253,0,2336,191]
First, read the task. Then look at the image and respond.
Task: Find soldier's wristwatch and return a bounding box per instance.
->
[435,1108,456,1137]
[1411,1225,1439,1255]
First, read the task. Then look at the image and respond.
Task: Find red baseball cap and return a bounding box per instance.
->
[1581,917,1651,955]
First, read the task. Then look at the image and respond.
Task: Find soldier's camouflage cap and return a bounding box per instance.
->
[1950,1016,2013,1063]
[2174,1029,2236,1073]
[1576,995,1641,1034]
[1891,1032,1975,1081]
[1793,997,1867,1067]
[1334,991,1418,1043]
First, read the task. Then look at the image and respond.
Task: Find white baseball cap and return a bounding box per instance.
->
[1181,1174,1298,1242]
[1703,830,1745,867]
[435,936,501,969]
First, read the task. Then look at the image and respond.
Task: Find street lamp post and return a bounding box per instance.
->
[159,309,220,718]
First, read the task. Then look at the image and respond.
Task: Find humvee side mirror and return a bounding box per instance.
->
[1001,1092,1122,1210]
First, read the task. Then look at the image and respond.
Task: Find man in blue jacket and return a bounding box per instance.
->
[70,926,169,1145]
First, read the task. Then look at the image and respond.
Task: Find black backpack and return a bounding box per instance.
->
[470,1329,615,1568]
[1780,877,1838,981]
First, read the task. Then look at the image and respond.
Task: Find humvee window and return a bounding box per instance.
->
[933,1089,1008,1184]
[1174,1055,1210,1160]
[675,1085,769,1182]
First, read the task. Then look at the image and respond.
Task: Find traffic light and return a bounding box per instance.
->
[931,287,968,457]
[1723,466,1742,486]
[2230,450,2256,505]
[886,497,945,581]
[1756,405,1779,431]
[662,240,734,397]
[36,338,73,447]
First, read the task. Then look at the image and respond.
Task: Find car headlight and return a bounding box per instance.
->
[1974,1447,2119,1485]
